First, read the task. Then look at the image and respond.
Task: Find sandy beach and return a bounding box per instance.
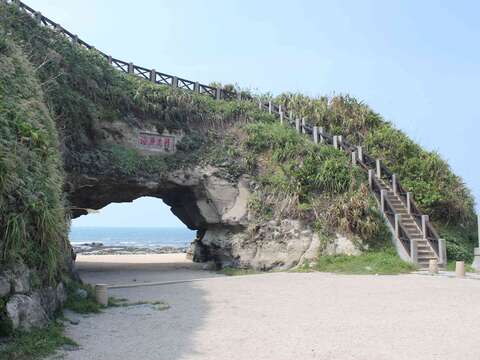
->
[74,253,218,286]
[51,254,480,360]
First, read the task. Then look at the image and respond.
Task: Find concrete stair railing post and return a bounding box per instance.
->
[357,146,363,163]
[406,192,412,214]
[313,126,319,144]
[395,214,401,239]
[380,190,387,213]
[410,239,418,263]
[368,169,374,189]
[295,118,301,133]
[392,174,397,195]
[301,118,306,134]
[319,127,324,144]
[421,215,429,239]
[376,159,381,179]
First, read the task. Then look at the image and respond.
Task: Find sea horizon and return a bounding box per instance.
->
[69,226,196,248]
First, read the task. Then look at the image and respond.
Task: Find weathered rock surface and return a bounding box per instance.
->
[68,162,362,270]
[1,263,67,331]
[66,120,362,270]
[6,294,48,330]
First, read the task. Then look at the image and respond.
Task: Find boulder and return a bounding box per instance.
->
[6,294,49,330]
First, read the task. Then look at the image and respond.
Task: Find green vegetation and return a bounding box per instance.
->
[242,121,391,249]
[299,250,417,275]
[0,22,69,282]
[109,297,170,311]
[63,282,103,314]
[446,261,475,273]
[275,93,477,260]
[0,322,77,360]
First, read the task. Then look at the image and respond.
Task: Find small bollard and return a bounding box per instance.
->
[95,284,109,306]
[428,259,438,274]
[455,261,465,278]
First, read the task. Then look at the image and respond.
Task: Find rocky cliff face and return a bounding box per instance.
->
[66,119,360,270]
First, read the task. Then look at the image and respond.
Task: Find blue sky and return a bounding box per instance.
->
[25,0,479,227]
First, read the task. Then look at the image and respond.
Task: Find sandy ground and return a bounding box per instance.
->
[54,254,480,360]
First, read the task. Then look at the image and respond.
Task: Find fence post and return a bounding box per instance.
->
[237,91,242,101]
[319,127,324,144]
[333,136,338,149]
[193,82,200,93]
[392,174,397,195]
[128,62,134,74]
[301,118,306,134]
[295,118,301,133]
[107,55,112,65]
[395,214,401,238]
[380,190,387,213]
[351,151,357,165]
[72,34,78,45]
[150,69,156,83]
[357,146,363,162]
[368,169,374,189]
[278,105,282,114]
[376,159,381,178]
[421,215,429,238]
[279,112,284,124]
[172,76,178,88]
[216,87,222,100]
[313,126,319,144]
[34,11,42,24]
[338,135,343,146]
[268,101,272,114]
[406,192,412,214]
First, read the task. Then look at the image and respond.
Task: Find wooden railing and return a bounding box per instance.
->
[5,0,239,101]
[259,100,442,260]
[6,0,442,262]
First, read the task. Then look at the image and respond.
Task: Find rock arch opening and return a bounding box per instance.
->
[70,197,197,253]
[66,168,252,267]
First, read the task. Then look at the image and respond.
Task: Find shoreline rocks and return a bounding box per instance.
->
[73,243,188,255]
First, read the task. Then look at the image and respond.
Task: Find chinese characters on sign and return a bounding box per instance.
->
[137,132,176,153]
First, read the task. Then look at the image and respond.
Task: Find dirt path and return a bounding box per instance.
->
[55,255,480,360]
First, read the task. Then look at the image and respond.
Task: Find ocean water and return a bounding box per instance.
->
[69,227,196,248]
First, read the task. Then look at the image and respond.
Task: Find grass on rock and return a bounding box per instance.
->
[299,251,417,275]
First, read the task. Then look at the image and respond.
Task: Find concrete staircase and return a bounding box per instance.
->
[376,179,439,268]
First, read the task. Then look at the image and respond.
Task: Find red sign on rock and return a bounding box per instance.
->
[137,132,176,153]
